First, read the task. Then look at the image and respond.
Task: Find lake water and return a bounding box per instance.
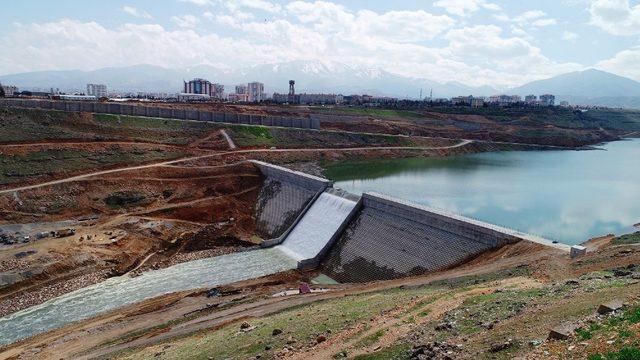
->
[326,138,640,245]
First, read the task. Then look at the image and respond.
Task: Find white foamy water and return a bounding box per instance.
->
[277,192,357,261]
[0,248,297,346]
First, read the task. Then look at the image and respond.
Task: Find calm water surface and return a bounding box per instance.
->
[326,139,640,245]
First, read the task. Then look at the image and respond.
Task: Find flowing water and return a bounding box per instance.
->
[326,139,640,245]
[277,191,357,261]
[0,248,297,345]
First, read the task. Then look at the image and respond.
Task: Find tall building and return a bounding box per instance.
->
[1,84,18,97]
[235,84,247,95]
[86,84,107,98]
[525,95,537,104]
[212,83,224,98]
[539,94,555,106]
[247,82,264,102]
[184,78,213,96]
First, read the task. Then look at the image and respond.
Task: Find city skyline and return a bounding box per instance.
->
[0,0,639,88]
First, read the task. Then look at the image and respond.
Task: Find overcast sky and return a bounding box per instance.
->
[0,0,638,87]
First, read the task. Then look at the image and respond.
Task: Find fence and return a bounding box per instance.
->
[0,98,321,130]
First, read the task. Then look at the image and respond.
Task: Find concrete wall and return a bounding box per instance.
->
[321,192,527,283]
[0,98,319,129]
[251,161,331,245]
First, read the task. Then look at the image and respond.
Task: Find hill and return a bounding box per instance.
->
[0,61,496,98]
[511,69,640,108]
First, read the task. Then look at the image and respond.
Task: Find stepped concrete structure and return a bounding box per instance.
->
[321,192,568,283]
[251,161,331,241]
[276,188,360,268]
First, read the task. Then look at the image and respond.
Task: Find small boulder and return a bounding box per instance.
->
[548,324,578,340]
[489,339,513,353]
[272,329,283,336]
[316,335,327,344]
[240,321,251,329]
[597,299,624,314]
[435,322,453,331]
[613,268,632,277]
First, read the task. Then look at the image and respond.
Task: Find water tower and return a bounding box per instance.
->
[289,80,295,96]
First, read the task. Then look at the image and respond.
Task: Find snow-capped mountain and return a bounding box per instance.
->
[0,60,497,99]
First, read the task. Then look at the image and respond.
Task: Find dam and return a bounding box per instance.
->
[0,161,567,346]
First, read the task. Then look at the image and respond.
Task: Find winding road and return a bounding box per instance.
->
[0,139,473,195]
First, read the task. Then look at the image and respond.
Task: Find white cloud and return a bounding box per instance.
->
[286,1,455,42]
[122,6,152,19]
[495,9,557,28]
[514,10,546,22]
[179,0,213,6]
[0,7,583,88]
[589,0,640,35]
[562,30,580,41]
[532,18,557,27]
[222,0,281,13]
[434,0,501,17]
[443,25,582,82]
[597,45,640,80]
[171,14,199,28]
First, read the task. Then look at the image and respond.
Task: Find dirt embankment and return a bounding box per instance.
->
[319,114,619,147]
[0,162,266,317]
[5,237,640,360]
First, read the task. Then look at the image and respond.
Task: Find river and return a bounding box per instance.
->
[0,248,297,346]
[326,138,640,245]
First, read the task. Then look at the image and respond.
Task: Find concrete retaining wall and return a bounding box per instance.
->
[0,98,319,130]
[251,161,331,242]
[320,192,551,283]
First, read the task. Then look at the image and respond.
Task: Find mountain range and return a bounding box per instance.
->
[2,61,640,108]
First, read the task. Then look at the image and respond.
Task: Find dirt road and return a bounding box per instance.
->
[0,140,473,195]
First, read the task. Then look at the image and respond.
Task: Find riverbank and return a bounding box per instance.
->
[3,235,639,359]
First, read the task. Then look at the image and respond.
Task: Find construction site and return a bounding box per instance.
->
[0,102,639,360]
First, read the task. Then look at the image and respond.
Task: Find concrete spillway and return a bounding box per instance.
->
[276,190,358,263]
[0,248,297,346]
[252,161,331,239]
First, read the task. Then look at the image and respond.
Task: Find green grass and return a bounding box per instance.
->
[310,106,426,120]
[116,282,455,360]
[227,124,415,149]
[0,148,184,186]
[351,343,412,360]
[226,124,276,147]
[613,232,640,245]
[588,347,640,360]
[353,329,387,349]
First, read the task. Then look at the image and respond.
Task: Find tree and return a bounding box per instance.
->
[0,84,5,98]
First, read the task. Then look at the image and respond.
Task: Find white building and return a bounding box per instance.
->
[247,82,265,102]
[86,84,108,98]
[59,94,97,101]
[1,84,18,97]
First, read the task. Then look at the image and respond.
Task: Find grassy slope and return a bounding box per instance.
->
[114,265,640,360]
[226,124,427,148]
[0,108,221,145]
[0,147,184,186]
[613,232,640,245]
[312,106,640,132]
